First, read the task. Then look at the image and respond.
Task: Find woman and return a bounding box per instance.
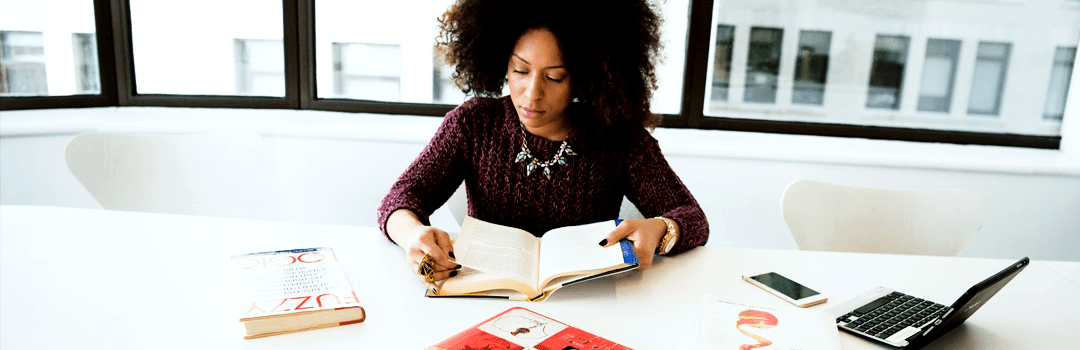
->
[378,0,708,290]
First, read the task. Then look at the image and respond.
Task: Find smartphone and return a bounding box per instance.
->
[742,271,828,307]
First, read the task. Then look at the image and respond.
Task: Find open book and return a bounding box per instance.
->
[427,216,639,301]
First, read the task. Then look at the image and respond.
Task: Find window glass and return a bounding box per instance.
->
[917,39,961,113]
[967,42,1010,116]
[130,0,283,96]
[0,0,98,97]
[433,49,467,105]
[1044,47,1076,121]
[314,0,688,113]
[234,39,284,96]
[652,0,690,114]
[333,42,401,101]
[704,0,1080,138]
[315,0,453,103]
[1,31,48,95]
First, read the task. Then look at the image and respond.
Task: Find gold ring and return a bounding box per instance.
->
[417,254,435,282]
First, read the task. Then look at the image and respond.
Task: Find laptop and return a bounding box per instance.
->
[826,257,1029,349]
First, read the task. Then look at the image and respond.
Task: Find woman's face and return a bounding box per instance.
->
[508,27,572,138]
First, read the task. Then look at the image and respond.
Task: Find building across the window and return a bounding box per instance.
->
[332,42,402,102]
[72,33,100,94]
[234,39,285,96]
[704,0,1079,139]
[1,31,48,96]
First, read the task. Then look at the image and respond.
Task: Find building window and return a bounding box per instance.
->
[0,31,48,96]
[433,51,467,105]
[867,35,910,110]
[792,30,831,106]
[709,24,736,104]
[72,33,100,94]
[917,39,962,113]
[234,39,285,96]
[1044,47,1076,121]
[967,42,1011,116]
[331,42,401,102]
[744,27,783,104]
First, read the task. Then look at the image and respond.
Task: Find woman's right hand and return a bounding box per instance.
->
[401,224,460,291]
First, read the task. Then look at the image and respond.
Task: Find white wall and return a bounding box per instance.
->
[2,106,1078,261]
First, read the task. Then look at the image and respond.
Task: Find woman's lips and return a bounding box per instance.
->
[520,107,543,119]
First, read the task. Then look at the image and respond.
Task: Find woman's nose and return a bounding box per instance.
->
[523,75,544,100]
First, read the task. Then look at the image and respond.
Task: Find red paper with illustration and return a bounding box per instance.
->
[427,307,631,350]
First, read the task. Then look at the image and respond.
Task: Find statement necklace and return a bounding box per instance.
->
[514,122,576,179]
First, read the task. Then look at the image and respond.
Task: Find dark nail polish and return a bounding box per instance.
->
[448,251,456,259]
[450,271,458,277]
[455,264,462,270]
[598,239,608,246]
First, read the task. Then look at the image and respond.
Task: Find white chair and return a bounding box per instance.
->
[781,180,984,256]
[65,132,265,217]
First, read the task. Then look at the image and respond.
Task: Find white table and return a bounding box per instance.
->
[2,205,1078,349]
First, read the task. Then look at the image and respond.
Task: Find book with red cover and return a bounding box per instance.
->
[426,307,632,350]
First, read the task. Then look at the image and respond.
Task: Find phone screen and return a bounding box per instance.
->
[750,272,820,300]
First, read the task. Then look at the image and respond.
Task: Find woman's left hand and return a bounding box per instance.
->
[598,218,669,270]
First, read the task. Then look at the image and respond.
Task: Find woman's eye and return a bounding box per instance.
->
[547,76,565,83]
[513,70,527,75]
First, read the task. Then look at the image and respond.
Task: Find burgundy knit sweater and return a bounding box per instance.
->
[377,96,708,255]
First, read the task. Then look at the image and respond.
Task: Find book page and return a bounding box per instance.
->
[454,217,540,288]
[536,221,625,286]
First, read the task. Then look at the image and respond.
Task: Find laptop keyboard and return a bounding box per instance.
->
[835,291,949,344]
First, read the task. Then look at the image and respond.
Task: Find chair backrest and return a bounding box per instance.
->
[65,132,265,217]
[781,180,984,256]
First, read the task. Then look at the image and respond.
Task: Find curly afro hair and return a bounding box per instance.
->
[436,0,665,132]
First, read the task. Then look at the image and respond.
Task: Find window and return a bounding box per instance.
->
[315,0,452,104]
[129,0,284,96]
[234,39,285,96]
[701,0,1077,145]
[917,39,961,113]
[967,42,1011,116]
[867,35,910,110]
[744,27,783,104]
[1044,47,1076,121]
[72,33,100,94]
[4,0,1078,148]
[331,43,401,101]
[792,30,831,106]
[0,31,48,96]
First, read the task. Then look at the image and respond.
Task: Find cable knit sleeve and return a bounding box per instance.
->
[376,98,479,243]
[622,129,709,255]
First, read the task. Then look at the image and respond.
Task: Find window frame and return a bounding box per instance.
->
[0,0,1065,149]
